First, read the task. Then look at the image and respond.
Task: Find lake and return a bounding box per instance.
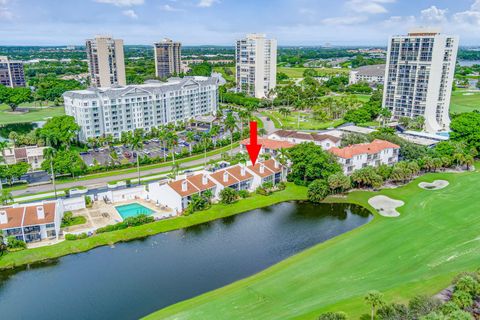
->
[0,201,372,320]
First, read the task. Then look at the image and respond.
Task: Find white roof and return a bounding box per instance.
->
[339,125,376,135]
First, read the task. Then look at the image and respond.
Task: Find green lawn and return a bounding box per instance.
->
[0,104,65,125]
[450,89,480,113]
[0,103,65,125]
[278,67,349,78]
[264,110,345,130]
[0,183,307,270]
[146,168,480,320]
[212,66,349,81]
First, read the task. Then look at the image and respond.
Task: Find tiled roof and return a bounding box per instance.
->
[0,202,56,230]
[329,139,400,159]
[210,165,253,187]
[168,174,214,197]
[14,148,27,159]
[240,138,295,150]
[247,159,282,178]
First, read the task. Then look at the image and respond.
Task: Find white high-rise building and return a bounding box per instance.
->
[383,28,458,133]
[236,34,277,99]
[86,35,126,88]
[63,77,219,142]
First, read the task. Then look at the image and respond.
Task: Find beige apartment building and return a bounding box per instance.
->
[85,36,126,87]
[154,39,182,79]
[236,33,277,98]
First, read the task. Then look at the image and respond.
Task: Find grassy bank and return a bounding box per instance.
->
[0,183,308,270]
[146,169,480,320]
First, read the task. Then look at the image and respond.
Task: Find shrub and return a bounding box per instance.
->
[308,179,331,203]
[65,233,88,241]
[96,214,154,234]
[220,187,239,204]
[317,312,348,320]
[238,190,250,198]
[6,236,27,250]
[276,182,286,191]
[85,196,92,207]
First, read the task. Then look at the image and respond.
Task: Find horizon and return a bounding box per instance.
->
[1,0,480,46]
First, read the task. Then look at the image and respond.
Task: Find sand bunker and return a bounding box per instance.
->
[419,180,449,190]
[368,195,404,217]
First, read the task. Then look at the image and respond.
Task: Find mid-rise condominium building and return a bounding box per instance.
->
[63,77,219,142]
[382,28,458,133]
[236,33,277,98]
[0,56,26,88]
[85,36,126,87]
[154,39,182,79]
[349,64,385,86]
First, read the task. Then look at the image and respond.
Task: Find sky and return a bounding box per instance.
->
[0,0,479,46]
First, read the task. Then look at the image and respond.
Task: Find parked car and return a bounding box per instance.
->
[124,151,132,158]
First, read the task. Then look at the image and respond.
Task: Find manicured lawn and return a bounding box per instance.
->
[264,110,345,130]
[450,89,480,113]
[146,169,480,320]
[278,67,349,78]
[0,104,65,125]
[0,183,308,270]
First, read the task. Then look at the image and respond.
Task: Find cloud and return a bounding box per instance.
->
[322,15,368,25]
[197,0,219,8]
[346,0,395,14]
[95,0,144,7]
[420,6,447,23]
[160,4,182,12]
[122,9,138,19]
[0,0,12,20]
[453,0,480,26]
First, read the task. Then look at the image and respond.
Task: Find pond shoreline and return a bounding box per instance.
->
[0,183,321,271]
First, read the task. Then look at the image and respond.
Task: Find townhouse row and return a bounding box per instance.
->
[148,159,287,213]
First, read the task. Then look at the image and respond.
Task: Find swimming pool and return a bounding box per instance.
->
[115,203,154,219]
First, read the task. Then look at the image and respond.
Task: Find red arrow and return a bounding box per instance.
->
[245,121,262,166]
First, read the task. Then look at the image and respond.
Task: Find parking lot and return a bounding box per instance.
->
[80,128,231,167]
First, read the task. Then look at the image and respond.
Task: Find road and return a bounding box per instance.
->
[255,112,277,134]
[12,146,241,197]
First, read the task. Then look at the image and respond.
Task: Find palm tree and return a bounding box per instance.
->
[185,131,195,156]
[201,132,211,167]
[0,230,7,256]
[464,154,474,171]
[365,291,384,320]
[210,125,220,148]
[43,144,58,199]
[276,147,289,166]
[278,107,291,119]
[166,132,178,164]
[225,113,237,156]
[129,131,143,186]
[157,127,168,162]
[238,110,251,138]
[8,131,18,148]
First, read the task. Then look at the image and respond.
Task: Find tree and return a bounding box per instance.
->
[408,295,442,319]
[41,149,86,179]
[279,107,291,119]
[38,115,80,149]
[0,189,13,205]
[308,179,330,203]
[8,131,18,148]
[0,86,33,111]
[0,231,7,256]
[365,290,385,320]
[327,172,351,194]
[129,130,143,185]
[220,187,239,204]
[225,113,237,156]
[340,133,370,147]
[288,143,341,185]
[450,112,480,151]
[351,167,383,189]
[1,162,30,185]
[201,132,211,167]
[185,194,209,215]
[185,131,195,156]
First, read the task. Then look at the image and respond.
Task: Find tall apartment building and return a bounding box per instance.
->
[85,36,126,87]
[63,77,219,142]
[0,56,26,88]
[382,28,458,133]
[236,34,277,98]
[154,39,182,79]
